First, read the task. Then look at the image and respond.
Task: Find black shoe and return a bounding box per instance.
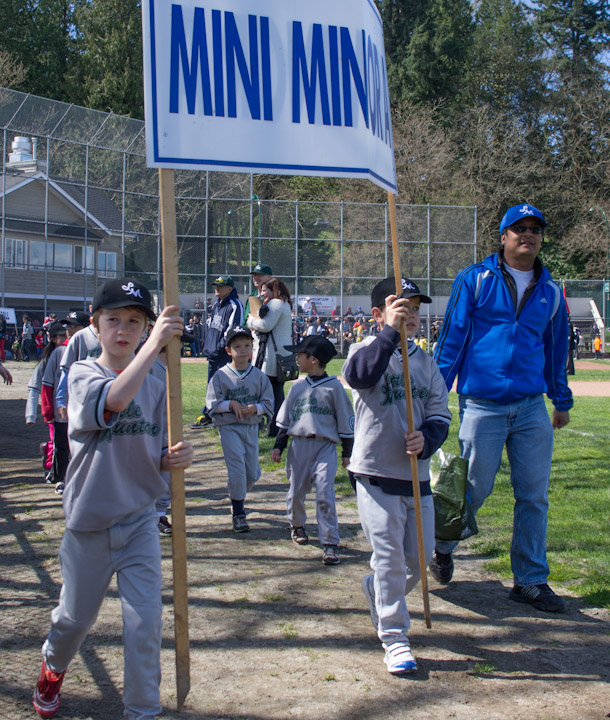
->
[232,514,250,533]
[429,550,454,583]
[290,526,309,546]
[158,516,172,537]
[189,413,213,429]
[509,583,566,613]
[322,545,340,565]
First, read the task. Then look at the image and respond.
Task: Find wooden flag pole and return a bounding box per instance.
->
[387,191,432,629]
[158,168,191,708]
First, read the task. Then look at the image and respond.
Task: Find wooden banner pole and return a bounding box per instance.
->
[387,191,432,629]
[158,168,191,708]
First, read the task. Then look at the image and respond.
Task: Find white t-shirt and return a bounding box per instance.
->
[504,264,534,307]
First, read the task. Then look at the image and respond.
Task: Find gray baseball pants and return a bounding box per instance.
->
[42,505,162,720]
[355,475,434,646]
[218,423,261,501]
[286,436,340,546]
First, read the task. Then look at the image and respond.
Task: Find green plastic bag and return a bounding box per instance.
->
[430,449,478,542]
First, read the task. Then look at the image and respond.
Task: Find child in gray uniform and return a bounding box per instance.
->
[206,326,274,532]
[271,336,354,566]
[32,278,193,720]
[343,277,451,676]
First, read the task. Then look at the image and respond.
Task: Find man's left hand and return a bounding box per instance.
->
[552,410,570,429]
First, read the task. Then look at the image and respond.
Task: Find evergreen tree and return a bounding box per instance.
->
[378,0,474,107]
[74,0,144,117]
[468,0,545,122]
[0,0,80,100]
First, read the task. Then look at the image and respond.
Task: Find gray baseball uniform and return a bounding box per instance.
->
[206,363,273,501]
[41,359,168,720]
[42,344,67,423]
[26,361,45,424]
[343,328,451,646]
[276,375,354,546]
[56,325,101,408]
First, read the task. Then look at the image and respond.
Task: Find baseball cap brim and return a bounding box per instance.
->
[96,299,156,321]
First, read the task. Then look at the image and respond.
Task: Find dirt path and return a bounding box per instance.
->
[1,362,609,720]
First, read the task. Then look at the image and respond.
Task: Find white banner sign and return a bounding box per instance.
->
[0,307,17,325]
[143,0,396,193]
[297,296,337,315]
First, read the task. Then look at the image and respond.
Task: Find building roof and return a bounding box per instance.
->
[1,171,135,236]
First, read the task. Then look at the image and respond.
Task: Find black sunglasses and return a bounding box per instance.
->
[508,225,544,235]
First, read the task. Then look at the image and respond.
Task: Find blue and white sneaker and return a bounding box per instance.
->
[361,574,379,630]
[383,642,418,675]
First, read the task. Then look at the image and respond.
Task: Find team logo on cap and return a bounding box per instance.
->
[402,279,416,291]
[122,281,142,298]
[68,311,77,319]
[519,205,533,216]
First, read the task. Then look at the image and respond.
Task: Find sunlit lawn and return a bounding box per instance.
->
[180,359,610,608]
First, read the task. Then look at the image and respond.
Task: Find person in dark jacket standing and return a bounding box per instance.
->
[430,203,572,613]
[190,275,243,428]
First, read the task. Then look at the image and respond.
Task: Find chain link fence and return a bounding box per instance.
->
[0,88,478,329]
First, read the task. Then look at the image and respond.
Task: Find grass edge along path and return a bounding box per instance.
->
[181,361,609,609]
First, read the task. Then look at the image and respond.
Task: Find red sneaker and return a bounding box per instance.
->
[32,659,65,718]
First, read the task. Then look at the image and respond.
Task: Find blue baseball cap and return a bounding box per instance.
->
[499,204,547,234]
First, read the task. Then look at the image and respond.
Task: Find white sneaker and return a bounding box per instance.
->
[361,574,379,630]
[383,642,417,675]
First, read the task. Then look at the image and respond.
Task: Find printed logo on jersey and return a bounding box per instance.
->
[88,347,102,358]
[225,386,260,407]
[289,395,332,421]
[381,373,431,406]
[100,400,161,442]
[122,282,143,299]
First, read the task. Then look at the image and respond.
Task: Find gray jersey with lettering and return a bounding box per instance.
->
[344,339,450,481]
[206,363,274,426]
[275,375,354,444]
[63,359,168,531]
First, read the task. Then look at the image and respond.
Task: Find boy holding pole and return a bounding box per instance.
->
[343,277,451,675]
[32,278,193,719]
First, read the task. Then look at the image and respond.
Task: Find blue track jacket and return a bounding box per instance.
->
[433,253,573,411]
[202,288,243,362]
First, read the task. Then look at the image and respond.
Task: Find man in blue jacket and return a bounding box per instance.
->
[190,275,243,429]
[431,203,572,613]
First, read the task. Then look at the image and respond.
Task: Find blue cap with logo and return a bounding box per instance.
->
[499,204,547,234]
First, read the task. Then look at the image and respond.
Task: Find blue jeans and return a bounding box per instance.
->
[436,394,553,587]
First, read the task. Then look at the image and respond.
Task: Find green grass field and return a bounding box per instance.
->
[181,360,610,608]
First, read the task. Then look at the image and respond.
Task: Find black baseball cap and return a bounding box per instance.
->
[61,310,90,327]
[370,277,432,309]
[284,336,337,365]
[226,326,252,345]
[91,278,156,321]
[47,321,67,338]
[250,263,272,275]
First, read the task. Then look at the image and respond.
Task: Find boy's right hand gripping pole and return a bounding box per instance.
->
[388,191,432,629]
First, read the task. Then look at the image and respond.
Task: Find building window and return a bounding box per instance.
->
[99,251,117,277]
[5,238,26,268]
[50,243,72,272]
[30,241,50,270]
[74,245,95,274]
